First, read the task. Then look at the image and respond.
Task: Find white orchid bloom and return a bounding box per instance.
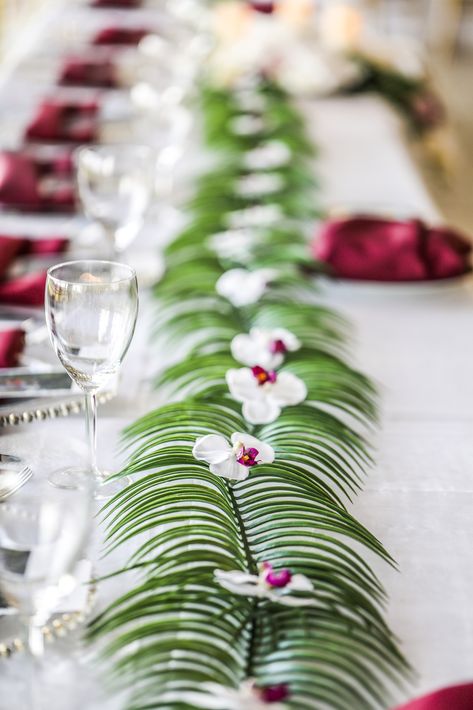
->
[231,328,301,369]
[235,172,285,198]
[215,562,314,607]
[225,204,283,230]
[243,141,292,171]
[175,679,290,709]
[226,366,307,424]
[208,229,255,262]
[216,268,277,307]
[192,432,275,481]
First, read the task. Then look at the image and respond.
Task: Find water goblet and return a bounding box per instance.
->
[75,144,154,258]
[0,476,93,708]
[45,260,138,497]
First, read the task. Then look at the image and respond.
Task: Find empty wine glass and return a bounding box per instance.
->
[45,260,139,497]
[75,144,154,258]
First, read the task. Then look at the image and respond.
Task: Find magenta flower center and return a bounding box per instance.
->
[236,446,260,468]
[257,684,290,703]
[269,338,287,355]
[262,562,292,588]
[252,365,277,386]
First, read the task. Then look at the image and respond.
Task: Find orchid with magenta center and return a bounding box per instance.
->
[231,327,301,368]
[193,432,274,481]
[226,365,307,424]
[215,562,314,606]
[216,268,277,306]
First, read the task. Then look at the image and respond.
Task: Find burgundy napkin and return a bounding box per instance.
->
[313,216,472,282]
[0,151,75,213]
[394,683,473,710]
[92,26,149,46]
[0,271,47,307]
[0,234,68,279]
[0,328,25,368]
[250,1,275,13]
[91,0,142,7]
[59,58,118,88]
[24,99,99,143]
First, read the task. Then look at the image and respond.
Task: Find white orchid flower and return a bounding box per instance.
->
[235,172,285,198]
[174,679,290,709]
[215,562,314,607]
[226,366,307,424]
[243,141,292,171]
[231,328,301,369]
[208,229,255,262]
[225,204,283,229]
[192,432,275,481]
[216,268,277,307]
[231,114,266,136]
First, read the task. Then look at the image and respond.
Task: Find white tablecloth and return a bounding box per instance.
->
[1,7,472,706]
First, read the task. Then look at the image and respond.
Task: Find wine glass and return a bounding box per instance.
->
[75,145,154,258]
[45,260,139,497]
[0,477,93,708]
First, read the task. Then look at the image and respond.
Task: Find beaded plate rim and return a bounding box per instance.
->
[0,391,114,428]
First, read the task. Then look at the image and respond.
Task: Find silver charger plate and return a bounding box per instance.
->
[0,391,114,428]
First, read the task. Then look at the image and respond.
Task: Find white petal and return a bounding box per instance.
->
[267,592,315,607]
[216,269,267,306]
[270,372,307,405]
[210,458,249,481]
[289,574,314,592]
[230,333,261,367]
[192,435,233,465]
[231,432,275,465]
[226,368,261,402]
[215,570,262,597]
[243,398,281,425]
[272,328,301,352]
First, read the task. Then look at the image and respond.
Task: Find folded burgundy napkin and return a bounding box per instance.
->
[394,682,473,710]
[91,0,142,7]
[0,271,47,307]
[92,26,149,46]
[24,99,99,143]
[313,216,472,282]
[0,234,68,279]
[0,151,75,213]
[250,1,275,13]
[59,57,118,88]
[0,328,26,368]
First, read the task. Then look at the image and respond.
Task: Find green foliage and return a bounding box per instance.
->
[91,77,410,709]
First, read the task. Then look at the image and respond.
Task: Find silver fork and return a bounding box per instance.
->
[0,466,33,502]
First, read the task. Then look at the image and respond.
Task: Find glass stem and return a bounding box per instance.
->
[103,224,119,260]
[26,617,44,710]
[85,392,102,482]
[27,617,45,658]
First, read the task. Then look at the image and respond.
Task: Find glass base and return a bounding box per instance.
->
[48,467,131,500]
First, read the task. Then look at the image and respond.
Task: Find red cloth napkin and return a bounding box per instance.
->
[59,58,118,88]
[0,151,75,212]
[0,328,25,368]
[394,683,473,710]
[0,271,47,307]
[24,99,99,143]
[0,234,68,279]
[91,0,142,7]
[313,216,472,282]
[92,26,149,45]
[250,1,275,13]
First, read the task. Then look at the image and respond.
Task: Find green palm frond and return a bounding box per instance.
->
[91,75,410,710]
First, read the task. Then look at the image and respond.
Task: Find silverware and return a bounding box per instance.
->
[0,467,33,502]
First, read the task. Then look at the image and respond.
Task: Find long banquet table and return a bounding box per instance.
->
[1,3,472,708]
